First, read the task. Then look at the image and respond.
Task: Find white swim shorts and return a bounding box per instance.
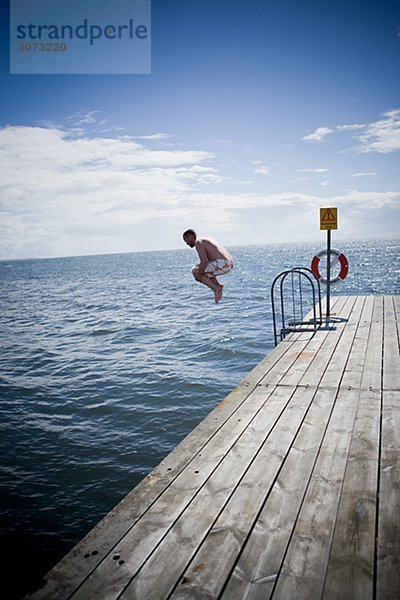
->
[203,259,234,277]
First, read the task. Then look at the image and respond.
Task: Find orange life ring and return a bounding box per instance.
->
[311,248,349,284]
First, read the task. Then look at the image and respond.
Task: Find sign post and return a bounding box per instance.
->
[319,207,338,321]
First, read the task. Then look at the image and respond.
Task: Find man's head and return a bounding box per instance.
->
[183,228,197,248]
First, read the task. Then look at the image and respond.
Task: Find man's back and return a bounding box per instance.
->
[197,237,233,263]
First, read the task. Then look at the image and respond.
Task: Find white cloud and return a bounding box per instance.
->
[133,133,172,140]
[254,166,271,175]
[66,110,103,126]
[358,109,400,153]
[292,176,309,182]
[303,109,400,154]
[1,124,399,258]
[332,190,400,209]
[336,124,365,131]
[251,160,271,174]
[0,125,216,257]
[212,139,235,144]
[303,127,334,142]
[296,168,330,173]
[350,172,377,177]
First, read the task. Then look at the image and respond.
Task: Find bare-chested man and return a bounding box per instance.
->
[183,229,234,303]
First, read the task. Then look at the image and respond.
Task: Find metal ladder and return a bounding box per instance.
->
[271,267,323,346]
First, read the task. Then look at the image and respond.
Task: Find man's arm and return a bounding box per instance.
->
[194,240,208,280]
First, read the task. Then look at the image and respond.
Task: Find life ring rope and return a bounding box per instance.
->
[311,248,348,284]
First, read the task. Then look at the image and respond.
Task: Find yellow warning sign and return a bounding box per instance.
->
[320,207,338,230]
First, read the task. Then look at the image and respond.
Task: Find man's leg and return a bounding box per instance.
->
[199,275,223,303]
[192,268,223,303]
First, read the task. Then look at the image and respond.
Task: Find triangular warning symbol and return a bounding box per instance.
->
[321,208,336,222]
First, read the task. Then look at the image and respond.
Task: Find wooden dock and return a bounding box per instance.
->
[27,295,400,600]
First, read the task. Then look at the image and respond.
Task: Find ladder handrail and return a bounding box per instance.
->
[271,267,323,346]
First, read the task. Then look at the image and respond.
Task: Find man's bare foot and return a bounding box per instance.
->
[214,286,223,303]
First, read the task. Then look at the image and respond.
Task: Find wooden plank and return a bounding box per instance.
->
[383,300,400,391]
[125,386,317,600]
[257,337,313,386]
[275,328,331,388]
[372,295,384,322]
[298,296,358,389]
[359,294,374,324]
[376,390,400,600]
[240,332,307,386]
[340,297,374,390]
[320,297,383,598]
[344,294,365,326]
[267,388,359,600]
[317,293,343,321]
[319,294,342,318]
[216,387,338,600]
[68,385,297,600]
[259,296,348,389]
[318,296,365,390]
[277,296,352,390]
[393,295,400,322]
[383,295,396,321]
[322,388,380,600]
[361,319,383,392]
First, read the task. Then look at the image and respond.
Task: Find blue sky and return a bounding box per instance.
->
[1,0,399,259]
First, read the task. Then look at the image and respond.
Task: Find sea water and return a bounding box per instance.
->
[1,239,399,598]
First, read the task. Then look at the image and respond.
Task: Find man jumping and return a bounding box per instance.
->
[182,229,234,303]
